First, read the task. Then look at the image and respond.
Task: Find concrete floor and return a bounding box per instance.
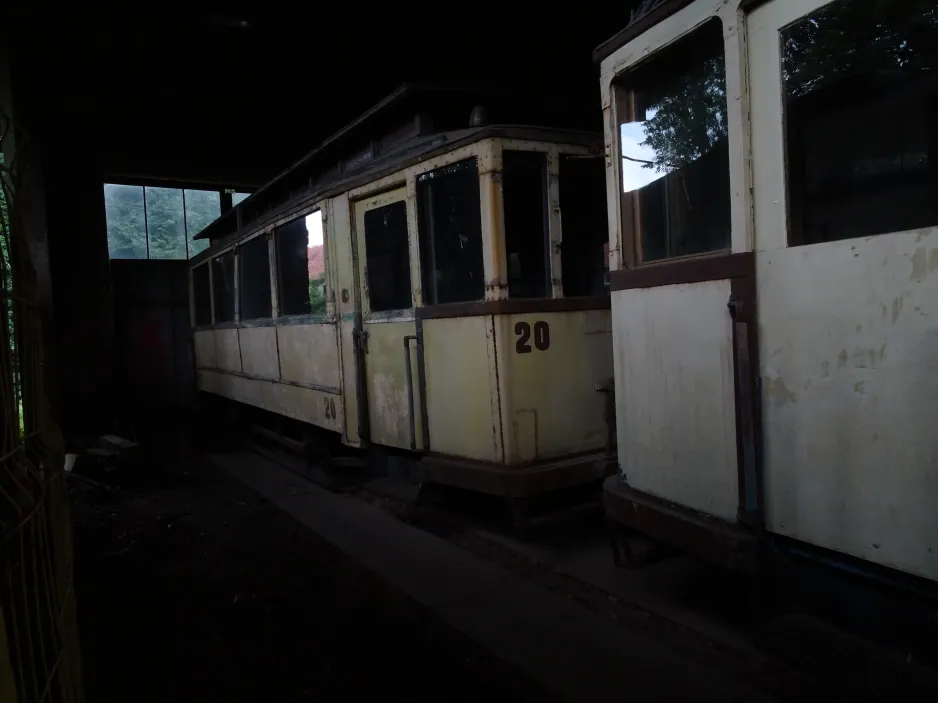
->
[216,451,816,702]
[70,457,555,702]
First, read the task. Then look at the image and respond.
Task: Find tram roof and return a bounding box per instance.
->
[193,83,599,250]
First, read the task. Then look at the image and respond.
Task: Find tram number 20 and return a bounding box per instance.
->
[323,397,337,420]
[514,321,550,354]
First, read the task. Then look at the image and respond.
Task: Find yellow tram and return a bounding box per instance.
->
[189,85,614,502]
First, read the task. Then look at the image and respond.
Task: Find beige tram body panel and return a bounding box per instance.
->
[599,0,938,581]
[191,107,613,491]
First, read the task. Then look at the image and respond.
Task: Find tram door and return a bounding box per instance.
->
[352,187,421,451]
[611,16,760,526]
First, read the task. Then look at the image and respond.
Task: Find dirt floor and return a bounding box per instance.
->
[69,455,558,703]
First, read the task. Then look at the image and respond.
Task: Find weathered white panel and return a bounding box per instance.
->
[759,230,938,581]
[193,330,216,370]
[239,326,279,380]
[613,280,738,520]
[423,316,501,462]
[362,320,417,451]
[197,370,343,432]
[214,329,241,373]
[277,323,340,390]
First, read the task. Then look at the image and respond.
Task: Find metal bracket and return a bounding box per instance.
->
[353,328,369,354]
[727,295,744,319]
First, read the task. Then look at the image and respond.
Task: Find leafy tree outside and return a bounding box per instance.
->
[629,0,937,174]
[104,184,221,259]
[308,272,326,314]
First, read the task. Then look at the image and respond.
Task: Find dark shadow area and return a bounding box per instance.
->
[69,422,556,703]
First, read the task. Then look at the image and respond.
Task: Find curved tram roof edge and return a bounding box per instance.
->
[190,124,601,266]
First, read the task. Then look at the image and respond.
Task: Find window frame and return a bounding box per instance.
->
[558,151,611,297]
[612,17,732,267]
[271,204,333,323]
[416,156,487,306]
[210,245,238,324]
[600,0,752,272]
[191,260,214,327]
[749,0,935,251]
[237,231,274,322]
[501,149,552,300]
[352,186,413,319]
[489,139,603,299]
[103,181,237,261]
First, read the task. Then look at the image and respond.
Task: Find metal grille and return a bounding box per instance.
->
[0,113,83,702]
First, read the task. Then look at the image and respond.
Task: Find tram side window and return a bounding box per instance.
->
[559,155,609,296]
[502,151,549,299]
[239,234,272,320]
[615,18,730,263]
[212,251,236,323]
[417,158,484,305]
[364,201,412,312]
[277,212,327,316]
[193,264,212,325]
[782,0,938,246]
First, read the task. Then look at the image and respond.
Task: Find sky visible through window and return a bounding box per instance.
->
[306,211,323,248]
[621,108,673,193]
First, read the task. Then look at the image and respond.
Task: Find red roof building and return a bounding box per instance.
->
[307,245,325,279]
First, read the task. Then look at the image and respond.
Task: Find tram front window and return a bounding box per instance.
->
[614,17,730,264]
[559,154,608,296]
[417,158,484,305]
[212,251,236,323]
[503,150,549,299]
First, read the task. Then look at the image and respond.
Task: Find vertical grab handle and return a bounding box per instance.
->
[403,335,418,451]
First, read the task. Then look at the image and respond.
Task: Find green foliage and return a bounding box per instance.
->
[637,0,937,172]
[104,185,220,259]
[308,272,326,314]
[640,55,726,171]
[104,184,147,258]
[782,0,938,99]
[145,187,187,259]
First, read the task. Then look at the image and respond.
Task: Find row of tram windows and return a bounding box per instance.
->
[614,0,938,263]
[192,152,609,325]
[368,153,610,313]
[191,211,327,325]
